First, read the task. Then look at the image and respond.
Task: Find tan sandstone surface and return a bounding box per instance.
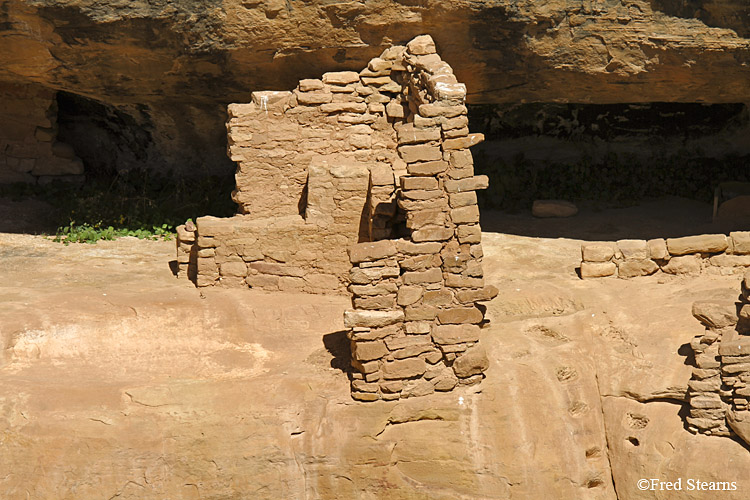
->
[2,199,750,499]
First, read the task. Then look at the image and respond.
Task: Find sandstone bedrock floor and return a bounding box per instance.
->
[2,199,749,499]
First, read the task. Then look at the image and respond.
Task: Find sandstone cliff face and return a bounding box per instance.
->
[2,0,749,175]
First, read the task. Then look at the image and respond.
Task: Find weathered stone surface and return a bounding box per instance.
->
[348,240,397,264]
[437,307,483,324]
[731,232,750,255]
[661,255,702,275]
[580,261,616,278]
[666,234,728,256]
[351,340,389,361]
[647,238,669,260]
[617,240,649,260]
[453,345,489,378]
[531,200,578,218]
[618,259,658,278]
[382,358,427,379]
[692,301,738,329]
[344,309,405,328]
[581,242,615,262]
[397,285,424,306]
[432,324,480,344]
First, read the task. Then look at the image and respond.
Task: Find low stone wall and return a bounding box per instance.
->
[0,82,84,184]
[177,157,369,293]
[686,273,750,440]
[580,232,750,278]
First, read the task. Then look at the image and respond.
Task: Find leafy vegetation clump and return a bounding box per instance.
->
[0,169,235,244]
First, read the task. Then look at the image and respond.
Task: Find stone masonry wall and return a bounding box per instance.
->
[687,273,750,441]
[342,35,498,401]
[177,35,490,298]
[0,82,84,183]
[580,232,750,279]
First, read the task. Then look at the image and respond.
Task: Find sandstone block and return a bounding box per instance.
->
[581,242,615,262]
[709,254,750,267]
[248,262,304,277]
[322,71,360,85]
[405,321,432,334]
[354,295,397,310]
[406,210,446,230]
[618,259,658,278]
[349,240,397,263]
[433,82,467,102]
[648,238,669,260]
[580,261,616,278]
[404,305,439,321]
[617,239,649,260]
[450,205,480,224]
[453,345,489,378]
[692,301,738,329]
[444,175,489,193]
[299,79,325,91]
[295,91,332,105]
[397,124,441,145]
[407,34,437,55]
[412,226,454,242]
[398,144,442,163]
[402,189,442,201]
[349,266,400,284]
[449,192,477,208]
[383,358,427,379]
[442,133,484,150]
[344,309,405,328]
[396,240,443,255]
[433,370,459,391]
[732,232,750,254]
[418,104,467,118]
[402,267,442,285]
[661,255,702,275]
[438,307,483,324]
[320,102,367,114]
[385,101,405,118]
[250,91,292,108]
[351,340,389,361]
[432,324,480,344]
[397,285,424,306]
[531,200,578,218]
[401,254,441,271]
[445,274,483,289]
[456,225,481,244]
[407,160,449,176]
[667,234,728,255]
[220,261,247,277]
[401,379,435,398]
[456,285,499,303]
[401,176,438,191]
[423,289,453,307]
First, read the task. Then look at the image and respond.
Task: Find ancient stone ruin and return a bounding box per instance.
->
[580,233,750,279]
[687,273,750,443]
[176,35,497,400]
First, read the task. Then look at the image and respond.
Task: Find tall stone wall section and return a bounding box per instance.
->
[177,34,492,301]
[687,273,750,443]
[0,82,84,183]
[342,35,498,401]
[580,232,750,279]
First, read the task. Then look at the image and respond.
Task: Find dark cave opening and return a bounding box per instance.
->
[470,102,750,239]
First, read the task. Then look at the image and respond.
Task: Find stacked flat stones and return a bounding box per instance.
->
[178,34,493,300]
[175,220,197,280]
[581,232,750,279]
[342,35,498,401]
[687,272,750,437]
[344,239,498,401]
